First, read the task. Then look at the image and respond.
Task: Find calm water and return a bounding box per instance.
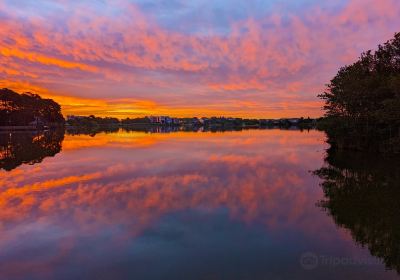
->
[0,129,399,280]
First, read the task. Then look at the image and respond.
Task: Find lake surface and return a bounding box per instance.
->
[0,129,399,280]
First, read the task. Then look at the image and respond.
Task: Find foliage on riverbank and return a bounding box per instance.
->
[318,33,400,153]
[0,88,64,126]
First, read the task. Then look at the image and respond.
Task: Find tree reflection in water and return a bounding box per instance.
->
[314,147,400,272]
[0,130,64,171]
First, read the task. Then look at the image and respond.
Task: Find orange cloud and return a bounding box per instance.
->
[0,48,97,72]
[0,0,399,118]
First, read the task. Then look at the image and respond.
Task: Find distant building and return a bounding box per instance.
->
[200,117,209,125]
[148,116,178,125]
[67,115,86,121]
[148,116,159,123]
[288,118,300,125]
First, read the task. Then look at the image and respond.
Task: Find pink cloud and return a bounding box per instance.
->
[0,0,399,117]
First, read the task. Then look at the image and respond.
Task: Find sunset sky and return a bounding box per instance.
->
[1,0,400,118]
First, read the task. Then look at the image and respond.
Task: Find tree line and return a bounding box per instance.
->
[318,32,400,153]
[0,88,64,126]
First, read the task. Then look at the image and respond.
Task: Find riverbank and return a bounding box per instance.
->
[0,126,45,131]
[0,124,64,131]
[317,117,400,154]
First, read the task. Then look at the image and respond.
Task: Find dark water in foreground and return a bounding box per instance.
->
[0,129,399,280]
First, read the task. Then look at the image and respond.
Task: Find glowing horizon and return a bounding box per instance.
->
[1,0,400,118]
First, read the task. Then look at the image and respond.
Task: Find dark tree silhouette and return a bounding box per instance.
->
[0,88,64,126]
[318,33,400,153]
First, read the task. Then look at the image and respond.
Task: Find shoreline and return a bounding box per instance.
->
[0,125,44,131]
